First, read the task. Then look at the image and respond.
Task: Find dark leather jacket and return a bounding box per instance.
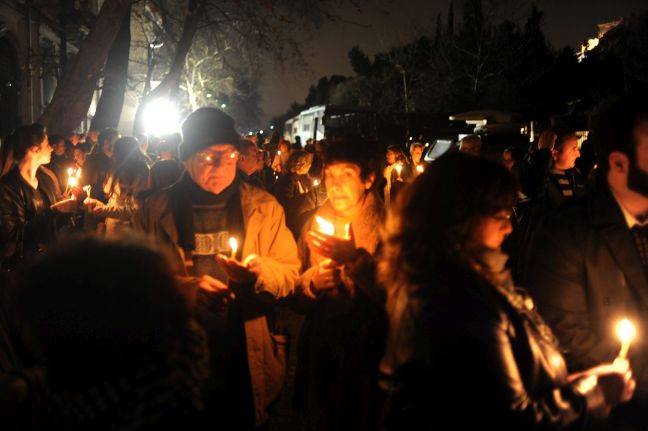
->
[0,167,64,269]
[380,258,607,430]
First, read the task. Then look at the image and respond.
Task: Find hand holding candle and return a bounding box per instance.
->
[310,216,356,263]
[616,319,637,359]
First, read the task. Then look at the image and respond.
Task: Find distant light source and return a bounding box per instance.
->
[248,131,254,136]
[143,98,180,136]
[221,103,227,109]
[270,125,275,130]
[206,93,213,98]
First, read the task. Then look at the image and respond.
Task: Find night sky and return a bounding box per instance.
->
[259,0,647,124]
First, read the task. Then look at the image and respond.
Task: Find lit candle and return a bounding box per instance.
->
[616,318,637,359]
[315,216,335,236]
[395,163,403,179]
[313,179,319,187]
[83,185,92,200]
[416,164,424,174]
[315,216,349,239]
[277,150,282,156]
[229,237,238,259]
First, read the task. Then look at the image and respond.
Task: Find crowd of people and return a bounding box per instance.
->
[0,96,647,430]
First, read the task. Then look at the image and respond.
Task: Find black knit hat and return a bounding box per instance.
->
[179,108,240,161]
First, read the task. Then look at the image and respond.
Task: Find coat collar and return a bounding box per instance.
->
[589,184,648,304]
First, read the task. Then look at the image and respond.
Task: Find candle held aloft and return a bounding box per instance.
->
[616,318,637,359]
[229,237,238,259]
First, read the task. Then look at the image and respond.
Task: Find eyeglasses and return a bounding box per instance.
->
[196,149,240,166]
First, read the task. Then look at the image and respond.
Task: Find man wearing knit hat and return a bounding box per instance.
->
[136,107,300,429]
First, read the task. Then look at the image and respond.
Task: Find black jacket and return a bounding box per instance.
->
[380,259,606,430]
[0,167,67,269]
[545,168,587,211]
[527,183,648,394]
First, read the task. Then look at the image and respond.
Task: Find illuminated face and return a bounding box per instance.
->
[237,144,263,175]
[411,146,423,164]
[459,140,481,156]
[185,144,239,195]
[386,150,397,165]
[502,150,515,171]
[73,148,86,166]
[33,135,52,166]
[553,137,580,170]
[324,162,374,215]
[476,209,513,249]
[53,139,66,156]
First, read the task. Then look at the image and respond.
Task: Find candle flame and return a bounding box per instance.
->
[75,168,81,178]
[416,165,424,173]
[616,319,636,344]
[395,164,403,174]
[229,237,238,259]
[67,167,73,176]
[313,179,319,187]
[68,177,78,187]
[315,216,335,236]
[277,150,282,156]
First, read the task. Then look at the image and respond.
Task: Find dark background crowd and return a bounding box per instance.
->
[0,93,648,431]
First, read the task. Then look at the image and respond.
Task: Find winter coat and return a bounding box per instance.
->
[0,167,68,269]
[381,251,609,430]
[527,183,648,397]
[294,191,387,431]
[134,178,300,426]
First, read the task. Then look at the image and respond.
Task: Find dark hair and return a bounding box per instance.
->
[158,132,182,155]
[150,159,183,191]
[324,134,380,181]
[48,134,65,147]
[503,146,524,163]
[592,93,648,172]
[380,152,517,290]
[110,137,149,198]
[17,237,190,386]
[11,124,47,161]
[95,128,120,154]
[287,149,311,173]
[239,138,257,154]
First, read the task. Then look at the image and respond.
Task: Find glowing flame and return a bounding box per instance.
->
[315,216,335,236]
[229,237,238,259]
[416,165,424,174]
[616,318,637,359]
[313,179,319,187]
[617,319,636,344]
[83,185,91,198]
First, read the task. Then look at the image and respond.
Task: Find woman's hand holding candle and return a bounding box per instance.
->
[308,226,357,264]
